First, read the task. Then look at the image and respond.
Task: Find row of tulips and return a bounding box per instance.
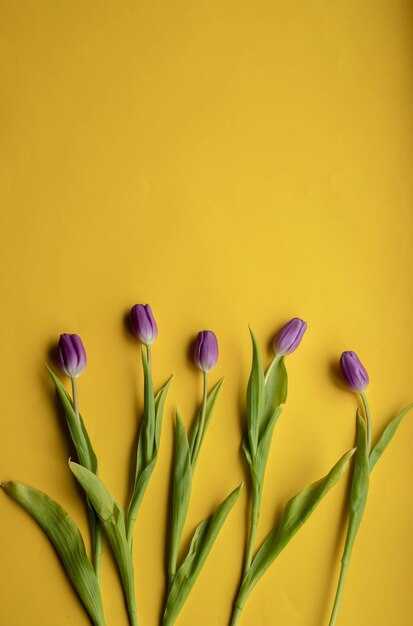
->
[2,306,411,626]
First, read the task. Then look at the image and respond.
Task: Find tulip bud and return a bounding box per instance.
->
[273,318,307,356]
[194,330,218,372]
[340,351,369,393]
[130,304,158,345]
[58,334,87,378]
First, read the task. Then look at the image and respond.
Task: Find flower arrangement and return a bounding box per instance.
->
[2,307,411,625]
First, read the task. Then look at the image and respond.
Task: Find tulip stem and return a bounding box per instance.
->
[244,477,261,574]
[360,392,372,452]
[71,377,80,420]
[146,344,152,370]
[191,371,208,468]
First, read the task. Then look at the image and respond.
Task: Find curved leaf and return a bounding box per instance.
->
[168,412,193,583]
[236,448,355,610]
[163,484,242,626]
[246,328,265,459]
[69,463,138,626]
[1,482,105,626]
[369,402,413,472]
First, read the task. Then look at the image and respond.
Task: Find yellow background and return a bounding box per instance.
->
[1,1,412,624]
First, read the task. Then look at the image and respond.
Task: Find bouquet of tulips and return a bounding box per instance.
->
[2,306,411,626]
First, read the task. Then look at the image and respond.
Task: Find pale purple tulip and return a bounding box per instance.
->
[340,351,369,393]
[274,318,307,356]
[58,334,87,378]
[194,330,218,372]
[131,304,158,345]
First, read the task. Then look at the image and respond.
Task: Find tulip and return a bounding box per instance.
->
[194,330,218,372]
[131,304,158,345]
[340,351,369,393]
[274,318,307,356]
[57,334,87,379]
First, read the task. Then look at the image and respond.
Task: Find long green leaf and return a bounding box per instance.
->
[189,378,223,466]
[48,367,101,571]
[262,356,287,434]
[163,484,242,626]
[253,406,283,486]
[48,368,95,470]
[236,448,354,610]
[246,329,265,459]
[154,376,173,452]
[328,412,369,626]
[69,463,138,626]
[1,482,105,626]
[369,402,413,472]
[127,377,171,542]
[168,412,193,584]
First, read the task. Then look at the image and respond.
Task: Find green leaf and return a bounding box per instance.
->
[189,378,223,466]
[168,412,193,583]
[369,402,413,472]
[127,377,172,543]
[262,356,287,434]
[246,328,265,460]
[48,368,96,471]
[343,412,370,554]
[154,376,173,452]
[69,463,138,626]
[1,482,105,626]
[236,448,355,610]
[163,484,242,626]
[253,406,283,486]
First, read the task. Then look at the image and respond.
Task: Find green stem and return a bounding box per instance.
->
[230,603,243,626]
[147,344,152,370]
[360,392,372,452]
[244,478,261,574]
[329,548,351,626]
[93,525,103,581]
[71,376,80,419]
[191,371,208,466]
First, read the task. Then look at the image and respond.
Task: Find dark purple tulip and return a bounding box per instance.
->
[340,351,369,393]
[130,304,158,345]
[274,318,307,356]
[58,334,87,378]
[194,330,218,372]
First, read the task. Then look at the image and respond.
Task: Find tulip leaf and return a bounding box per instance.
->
[189,378,223,467]
[328,413,369,626]
[127,375,171,543]
[369,402,413,472]
[155,376,173,452]
[163,484,242,626]
[236,448,354,611]
[48,368,96,471]
[253,406,283,486]
[262,356,287,434]
[246,328,265,459]
[69,463,138,626]
[1,482,105,626]
[168,412,193,584]
[48,367,102,572]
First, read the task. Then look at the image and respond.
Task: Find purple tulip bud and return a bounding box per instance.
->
[274,318,307,356]
[130,304,158,345]
[58,334,87,378]
[340,351,369,393]
[194,330,218,372]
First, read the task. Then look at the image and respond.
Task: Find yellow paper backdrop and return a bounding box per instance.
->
[1,1,412,625]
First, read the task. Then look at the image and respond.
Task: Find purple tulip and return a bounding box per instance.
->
[58,334,87,378]
[130,304,158,345]
[340,351,369,393]
[194,330,218,372]
[274,318,307,356]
